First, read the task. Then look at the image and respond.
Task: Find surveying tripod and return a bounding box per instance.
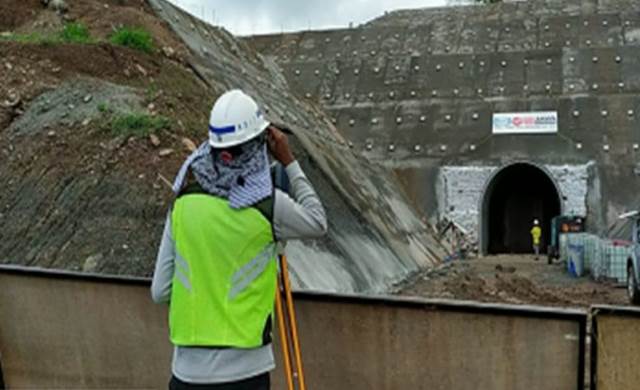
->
[275,253,307,390]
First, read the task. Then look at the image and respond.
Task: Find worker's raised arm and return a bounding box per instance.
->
[151,213,175,303]
[267,126,327,240]
[274,162,327,240]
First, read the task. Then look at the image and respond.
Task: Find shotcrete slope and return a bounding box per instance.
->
[247,0,640,232]
[147,0,445,292]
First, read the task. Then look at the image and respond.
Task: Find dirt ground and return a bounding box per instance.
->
[400,255,629,308]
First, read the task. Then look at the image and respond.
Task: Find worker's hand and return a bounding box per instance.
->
[267,126,295,166]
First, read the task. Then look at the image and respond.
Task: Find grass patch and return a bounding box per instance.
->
[0,24,156,54]
[110,112,169,137]
[60,22,92,44]
[0,32,59,45]
[109,27,154,53]
[0,22,94,45]
[97,103,110,113]
[145,82,159,101]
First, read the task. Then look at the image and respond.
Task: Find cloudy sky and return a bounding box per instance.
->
[167,0,450,36]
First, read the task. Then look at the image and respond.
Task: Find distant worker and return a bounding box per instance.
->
[151,89,327,390]
[531,219,542,260]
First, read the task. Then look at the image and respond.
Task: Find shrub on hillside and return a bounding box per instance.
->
[110,27,154,53]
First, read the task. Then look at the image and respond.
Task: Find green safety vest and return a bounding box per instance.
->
[169,191,277,348]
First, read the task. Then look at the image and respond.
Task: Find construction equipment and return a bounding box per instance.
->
[547,215,586,264]
[275,253,307,390]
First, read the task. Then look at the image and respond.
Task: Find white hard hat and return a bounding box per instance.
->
[534,219,539,225]
[208,89,270,148]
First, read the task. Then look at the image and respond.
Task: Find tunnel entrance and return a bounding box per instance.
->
[482,163,561,255]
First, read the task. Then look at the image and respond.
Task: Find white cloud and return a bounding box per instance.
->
[167,0,448,36]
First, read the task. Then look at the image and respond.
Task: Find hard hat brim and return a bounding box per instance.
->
[209,119,270,149]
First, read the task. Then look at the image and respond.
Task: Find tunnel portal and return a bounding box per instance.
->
[483,163,561,255]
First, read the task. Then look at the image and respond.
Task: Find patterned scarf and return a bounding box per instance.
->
[172,137,273,209]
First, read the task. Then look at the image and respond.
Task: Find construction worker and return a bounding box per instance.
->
[151,89,327,390]
[531,219,542,260]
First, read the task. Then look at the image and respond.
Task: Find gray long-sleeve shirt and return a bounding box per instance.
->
[151,161,327,384]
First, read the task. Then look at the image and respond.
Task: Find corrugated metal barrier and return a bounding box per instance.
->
[0,265,588,389]
[590,305,640,390]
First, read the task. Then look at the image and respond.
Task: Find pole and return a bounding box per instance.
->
[279,255,307,390]
[275,286,295,390]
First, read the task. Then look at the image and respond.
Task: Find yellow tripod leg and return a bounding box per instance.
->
[275,280,295,390]
[280,255,307,390]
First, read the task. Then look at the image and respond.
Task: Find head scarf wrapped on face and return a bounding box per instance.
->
[172,135,273,209]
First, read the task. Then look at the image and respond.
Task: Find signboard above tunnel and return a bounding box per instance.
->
[492,111,558,135]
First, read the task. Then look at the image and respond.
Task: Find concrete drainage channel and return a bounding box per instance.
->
[1,265,636,390]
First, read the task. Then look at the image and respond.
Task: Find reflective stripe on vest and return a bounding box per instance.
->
[169,194,277,348]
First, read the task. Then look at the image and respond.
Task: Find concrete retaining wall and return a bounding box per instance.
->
[248,0,640,240]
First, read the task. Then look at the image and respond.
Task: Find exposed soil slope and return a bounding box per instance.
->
[0,1,215,274]
[1,0,444,292]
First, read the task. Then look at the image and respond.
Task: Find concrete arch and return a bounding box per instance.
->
[479,162,564,255]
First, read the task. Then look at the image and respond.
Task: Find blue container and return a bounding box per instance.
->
[567,243,585,277]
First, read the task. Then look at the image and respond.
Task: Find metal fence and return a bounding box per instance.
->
[0,265,586,390]
[560,233,631,285]
[590,305,640,390]
[9,265,640,389]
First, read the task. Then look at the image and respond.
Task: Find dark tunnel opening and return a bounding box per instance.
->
[485,163,561,255]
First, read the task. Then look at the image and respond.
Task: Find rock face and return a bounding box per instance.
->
[246,0,640,252]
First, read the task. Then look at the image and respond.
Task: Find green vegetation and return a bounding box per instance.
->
[0,23,156,55]
[0,22,94,45]
[145,82,159,101]
[0,23,158,55]
[109,27,155,53]
[97,103,110,113]
[0,32,59,45]
[110,112,169,137]
[59,22,93,44]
